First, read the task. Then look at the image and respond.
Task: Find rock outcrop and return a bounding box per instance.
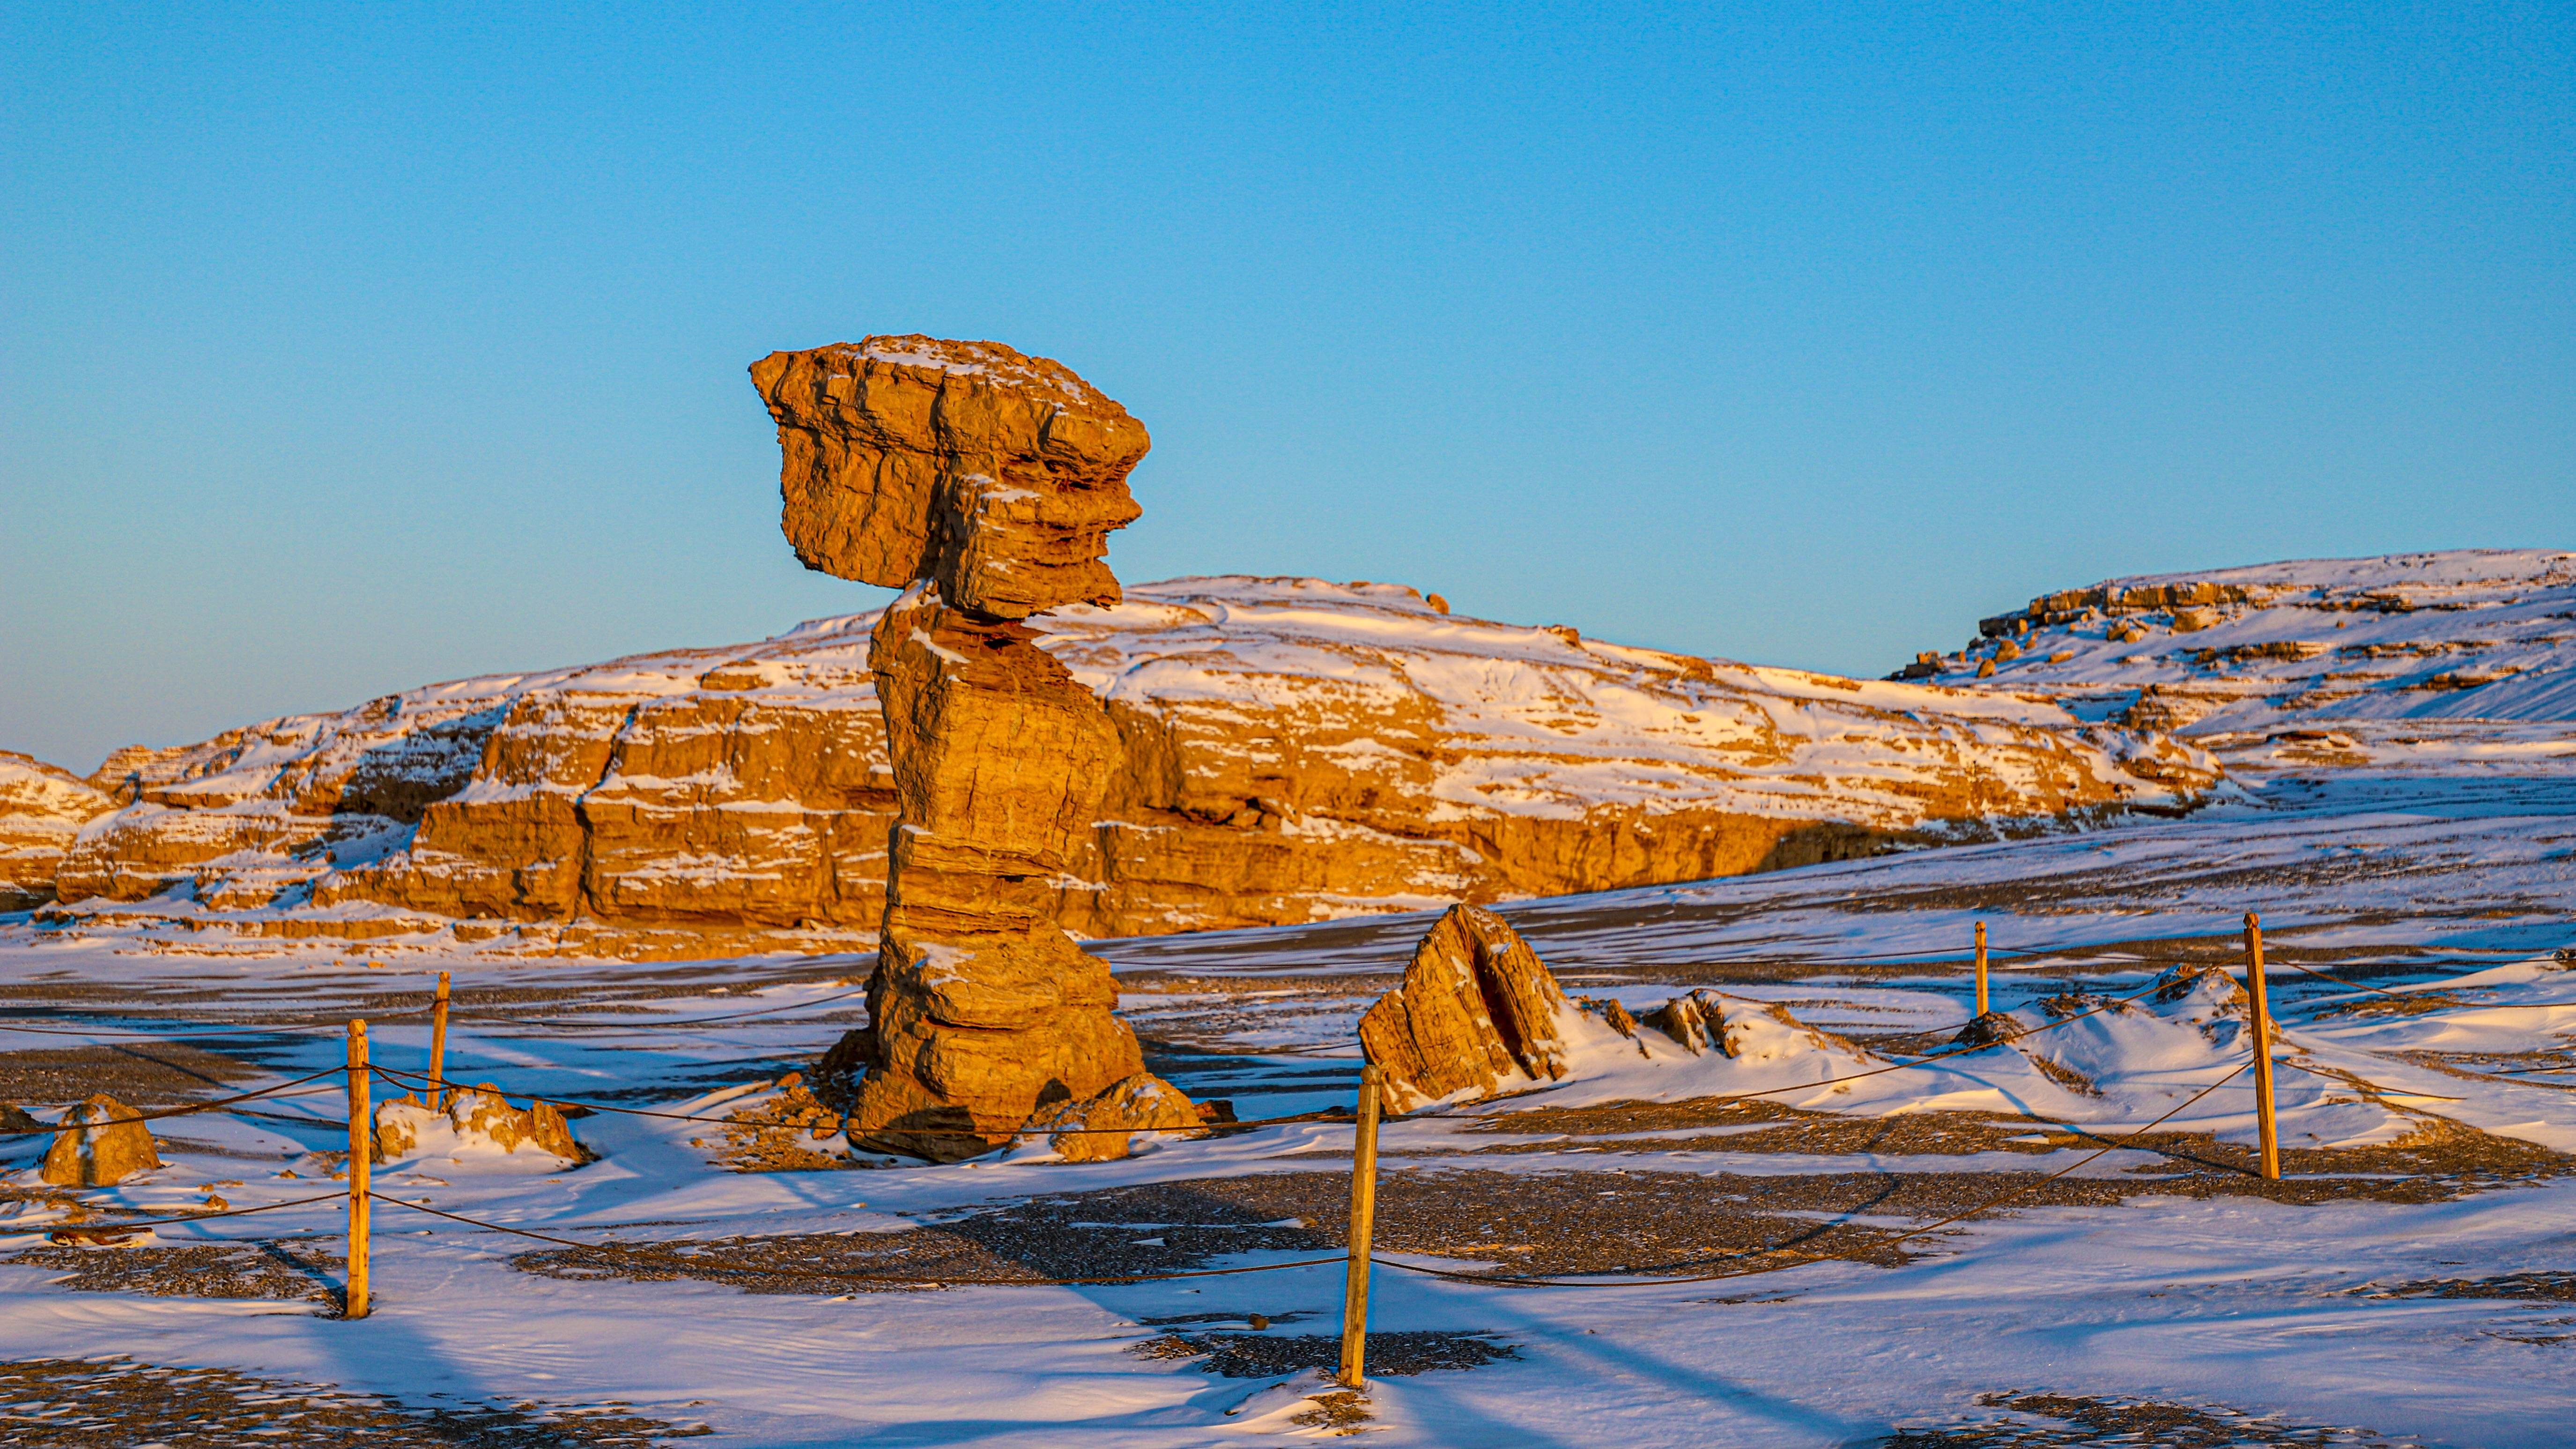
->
[21,577,2208,958]
[1909,550,2576,737]
[41,1094,161,1187]
[1021,1072,1205,1163]
[1358,904,1577,1112]
[754,336,1168,1158]
[373,1085,588,1166]
[0,753,114,910]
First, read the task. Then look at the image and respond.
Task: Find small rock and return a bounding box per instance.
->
[1024,1072,1202,1163]
[1950,1012,2027,1048]
[1976,659,1998,678]
[1577,996,1640,1037]
[1641,990,1727,1056]
[41,1094,162,1187]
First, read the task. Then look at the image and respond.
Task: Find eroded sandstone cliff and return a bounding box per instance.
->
[18,578,2213,953]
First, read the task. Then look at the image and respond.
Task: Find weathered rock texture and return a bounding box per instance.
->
[756,336,1162,1158]
[41,1094,161,1187]
[1358,904,1576,1112]
[752,337,1148,619]
[0,753,114,910]
[1907,549,2576,737]
[20,577,2214,958]
[373,1085,588,1166]
[1022,1071,1204,1163]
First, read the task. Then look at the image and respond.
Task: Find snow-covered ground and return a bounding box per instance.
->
[3,706,2575,1446]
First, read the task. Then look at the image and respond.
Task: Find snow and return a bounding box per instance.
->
[7,705,2576,1443]
[1941,547,2576,734]
[9,554,2576,1442]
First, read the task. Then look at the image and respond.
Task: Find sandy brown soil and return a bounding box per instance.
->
[502,1145,2562,1301]
[0,1042,265,1108]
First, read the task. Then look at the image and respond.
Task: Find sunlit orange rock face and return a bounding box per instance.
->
[750,336,1148,620]
[0,752,115,910]
[754,336,1167,1159]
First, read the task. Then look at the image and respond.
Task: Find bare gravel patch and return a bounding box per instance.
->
[1132,1329,1517,1377]
[8,1241,343,1304]
[0,1357,708,1446]
[1883,1390,2420,1447]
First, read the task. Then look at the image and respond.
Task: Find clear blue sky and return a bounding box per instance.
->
[4,3,2570,772]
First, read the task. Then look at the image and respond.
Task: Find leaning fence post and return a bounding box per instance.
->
[1974,920,1989,1018]
[347,1018,372,1319]
[1338,1065,1383,1390]
[2243,913,2280,1181]
[428,971,451,1108]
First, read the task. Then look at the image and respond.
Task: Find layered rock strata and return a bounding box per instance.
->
[1358,904,1576,1112]
[1903,549,2576,736]
[18,575,2214,954]
[0,753,114,910]
[753,336,1167,1158]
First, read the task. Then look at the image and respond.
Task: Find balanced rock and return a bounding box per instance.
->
[1022,1072,1203,1163]
[1358,904,1574,1112]
[41,1094,161,1187]
[751,336,1148,620]
[755,336,1177,1160]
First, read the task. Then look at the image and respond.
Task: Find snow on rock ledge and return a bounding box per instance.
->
[19,578,2215,958]
[374,1087,591,1174]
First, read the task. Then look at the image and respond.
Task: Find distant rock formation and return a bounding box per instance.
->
[1902,549,2576,736]
[0,753,112,910]
[15,577,2212,950]
[753,336,1173,1158]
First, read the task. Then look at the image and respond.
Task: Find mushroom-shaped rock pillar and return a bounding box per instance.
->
[752,337,1173,1161]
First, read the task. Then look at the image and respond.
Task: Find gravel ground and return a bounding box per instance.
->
[1132,1329,1518,1377]
[0,1358,707,1447]
[1881,1390,2421,1447]
[8,1240,343,1304]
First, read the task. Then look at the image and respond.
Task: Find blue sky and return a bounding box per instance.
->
[4,3,2570,771]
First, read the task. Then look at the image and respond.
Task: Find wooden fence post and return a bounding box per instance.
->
[1974,920,1989,1018]
[1338,1065,1383,1390]
[428,971,451,1107]
[2243,912,2280,1182]
[347,1019,371,1319]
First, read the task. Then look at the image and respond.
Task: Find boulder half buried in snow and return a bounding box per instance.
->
[40,1094,161,1186]
[1358,905,1577,1112]
[374,1085,590,1169]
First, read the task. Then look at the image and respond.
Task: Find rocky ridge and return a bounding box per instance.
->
[1902,549,2576,735]
[3,582,2214,958]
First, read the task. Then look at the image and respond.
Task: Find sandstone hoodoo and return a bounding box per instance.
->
[752,335,1182,1159]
